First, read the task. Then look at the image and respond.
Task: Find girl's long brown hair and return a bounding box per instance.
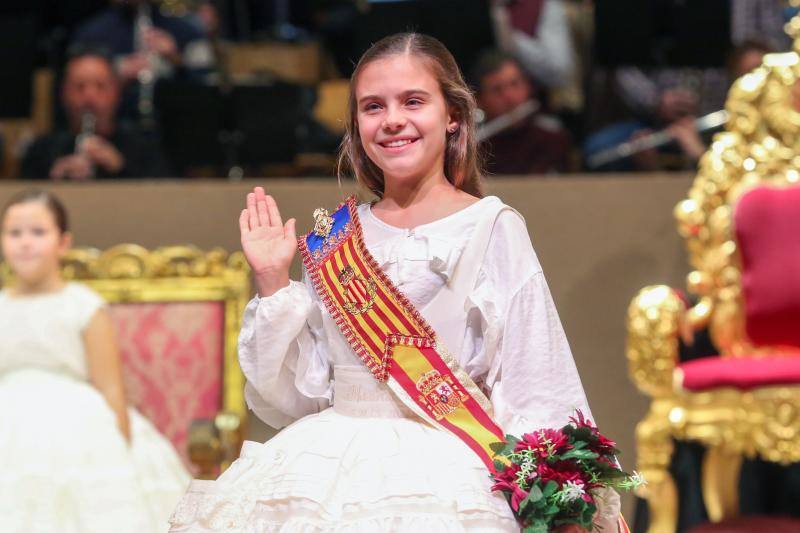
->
[337,33,484,198]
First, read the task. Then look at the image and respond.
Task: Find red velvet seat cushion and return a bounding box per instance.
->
[688,516,800,533]
[734,185,800,349]
[687,516,800,533]
[679,355,800,391]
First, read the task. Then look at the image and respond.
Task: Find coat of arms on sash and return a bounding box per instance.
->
[313,208,335,238]
[338,265,377,314]
[416,369,468,419]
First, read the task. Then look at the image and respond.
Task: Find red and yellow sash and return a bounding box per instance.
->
[298,196,505,469]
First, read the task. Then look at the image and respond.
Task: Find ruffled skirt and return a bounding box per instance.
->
[169,366,518,532]
[0,368,191,533]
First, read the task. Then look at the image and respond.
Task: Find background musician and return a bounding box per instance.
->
[473,50,572,175]
[21,48,169,180]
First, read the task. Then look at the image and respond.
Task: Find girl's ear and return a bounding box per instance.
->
[446,107,460,134]
[58,232,73,257]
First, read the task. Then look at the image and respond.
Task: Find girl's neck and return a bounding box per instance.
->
[374,170,478,229]
[10,274,66,297]
[381,169,450,208]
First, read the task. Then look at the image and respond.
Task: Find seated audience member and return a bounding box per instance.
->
[71,0,214,122]
[473,51,572,175]
[585,40,772,172]
[21,49,169,180]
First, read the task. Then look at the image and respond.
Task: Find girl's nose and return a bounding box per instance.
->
[382,107,407,131]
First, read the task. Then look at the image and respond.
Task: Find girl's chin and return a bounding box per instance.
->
[10,270,49,284]
[380,166,428,183]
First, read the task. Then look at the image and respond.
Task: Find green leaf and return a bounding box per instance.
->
[582,503,597,523]
[493,459,506,472]
[561,449,599,461]
[542,480,558,498]
[530,519,549,533]
[526,484,544,504]
[489,441,506,454]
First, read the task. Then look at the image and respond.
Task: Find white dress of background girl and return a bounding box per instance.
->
[0,191,190,533]
[0,283,191,532]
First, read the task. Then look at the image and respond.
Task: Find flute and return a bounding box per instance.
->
[135,2,157,125]
[586,110,729,169]
[476,100,540,142]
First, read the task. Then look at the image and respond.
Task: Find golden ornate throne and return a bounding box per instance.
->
[3,245,251,478]
[626,21,800,533]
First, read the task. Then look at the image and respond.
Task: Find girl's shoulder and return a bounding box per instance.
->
[63,283,108,324]
[482,201,544,288]
[64,281,105,304]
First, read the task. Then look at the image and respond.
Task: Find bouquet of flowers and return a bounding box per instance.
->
[490,410,644,533]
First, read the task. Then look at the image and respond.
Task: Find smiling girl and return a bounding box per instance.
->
[169,33,621,532]
[0,190,189,533]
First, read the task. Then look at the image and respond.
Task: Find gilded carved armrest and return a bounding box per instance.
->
[188,412,244,479]
[626,285,686,398]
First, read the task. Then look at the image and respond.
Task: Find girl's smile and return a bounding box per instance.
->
[377,136,420,152]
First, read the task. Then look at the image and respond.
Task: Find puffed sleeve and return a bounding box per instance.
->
[238,277,332,429]
[487,271,593,436]
[477,215,622,531]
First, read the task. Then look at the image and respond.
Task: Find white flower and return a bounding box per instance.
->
[559,480,586,503]
[630,470,647,486]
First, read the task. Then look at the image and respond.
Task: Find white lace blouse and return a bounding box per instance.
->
[239,196,594,437]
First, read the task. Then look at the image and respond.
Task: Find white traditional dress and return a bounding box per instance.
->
[170,196,620,532]
[0,282,191,533]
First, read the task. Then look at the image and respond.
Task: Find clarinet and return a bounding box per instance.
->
[75,111,97,179]
[135,2,158,127]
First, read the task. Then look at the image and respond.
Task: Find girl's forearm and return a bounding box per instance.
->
[98,384,131,441]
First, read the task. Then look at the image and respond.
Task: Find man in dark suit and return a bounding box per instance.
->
[22,49,168,180]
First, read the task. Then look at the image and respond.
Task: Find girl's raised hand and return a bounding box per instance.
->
[239,187,297,297]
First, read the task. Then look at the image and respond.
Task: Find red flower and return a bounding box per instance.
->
[516,428,571,459]
[491,463,520,492]
[569,409,597,432]
[510,484,529,512]
[589,433,617,454]
[491,463,530,512]
[570,409,617,454]
[537,460,588,488]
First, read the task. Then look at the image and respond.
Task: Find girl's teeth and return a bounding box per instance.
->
[385,139,412,147]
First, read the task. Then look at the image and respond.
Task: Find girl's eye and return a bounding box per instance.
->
[31,228,46,236]
[406,98,423,107]
[364,102,382,112]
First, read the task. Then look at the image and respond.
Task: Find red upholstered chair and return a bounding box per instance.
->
[626,47,800,533]
[110,301,225,467]
[63,245,250,477]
